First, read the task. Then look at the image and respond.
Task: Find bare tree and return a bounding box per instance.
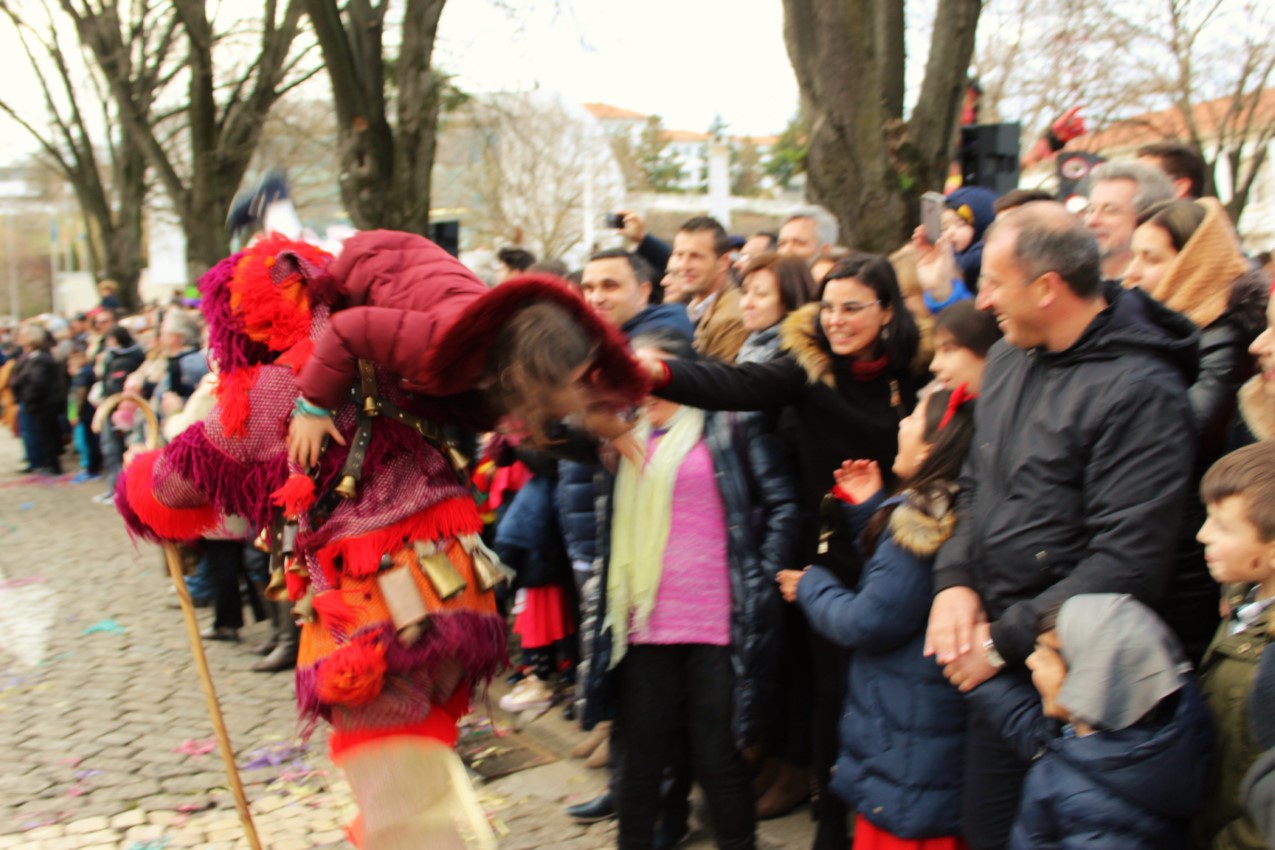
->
[0,0,166,310]
[304,0,448,235]
[444,92,623,261]
[782,0,983,252]
[62,0,315,280]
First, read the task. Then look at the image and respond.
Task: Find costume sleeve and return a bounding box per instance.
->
[989,379,1196,665]
[658,355,805,411]
[297,306,453,410]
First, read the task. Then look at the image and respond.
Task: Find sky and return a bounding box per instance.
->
[0,0,803,165]
[434,0,801,136]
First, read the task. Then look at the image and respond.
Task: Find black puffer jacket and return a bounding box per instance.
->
[582,410,801,745]
[1165,268,1268,662]
[934,284,1199,666]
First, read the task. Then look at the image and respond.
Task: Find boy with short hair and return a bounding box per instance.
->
[1194,440,1275,850]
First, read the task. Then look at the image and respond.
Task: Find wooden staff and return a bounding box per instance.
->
[94,393,264,850]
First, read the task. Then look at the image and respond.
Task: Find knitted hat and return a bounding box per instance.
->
[946,186,998,244]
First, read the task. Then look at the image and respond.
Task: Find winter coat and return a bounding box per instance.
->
[556,303,693,566]
[796,491,966,839]
[1194,604,1274,850]
[494,474,571,589]
[692,283,749,364]
[99,344,144,397]
[933,283,1199,666]
[735,324,782,365]
[162,348,211,402]
[1164,269,1268,662]
[10,349,62,409]
[582,409,801,745]
[968,671,1213,850]
[657,303,919,585]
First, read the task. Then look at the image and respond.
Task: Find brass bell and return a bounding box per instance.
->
[471,546,510,593]
[413,541,467,600]
[292,591,316,625]
[446,445,469,473]
[363,395,379,417]
[264,568,289,602]
[378,565,430,646]
[334,474,358,499]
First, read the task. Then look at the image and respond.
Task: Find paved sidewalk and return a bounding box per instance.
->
[0,434,811,849]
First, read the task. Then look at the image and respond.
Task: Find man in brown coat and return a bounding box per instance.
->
[669,216,748,363]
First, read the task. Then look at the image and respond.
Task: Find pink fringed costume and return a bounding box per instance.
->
[115,231,646,818]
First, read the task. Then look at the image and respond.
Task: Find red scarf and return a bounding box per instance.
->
[848,355,889,381]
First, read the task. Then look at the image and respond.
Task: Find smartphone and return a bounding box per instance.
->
[606,212,626,229]
[920,191,945,244]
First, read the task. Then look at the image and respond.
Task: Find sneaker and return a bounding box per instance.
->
[72,471,102,484]
[92,491,116,505]
[498,675,552,712]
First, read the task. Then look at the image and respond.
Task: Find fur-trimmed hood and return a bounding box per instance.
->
[888,486,957,558]
[1239,376,1275,442]
[779,303,834,387]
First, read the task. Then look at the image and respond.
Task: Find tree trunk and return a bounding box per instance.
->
[307,0,446,235]
[783,0,981,253]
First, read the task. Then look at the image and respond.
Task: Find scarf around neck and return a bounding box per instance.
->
[604,404,706,669]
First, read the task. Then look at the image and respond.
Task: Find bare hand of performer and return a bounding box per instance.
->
[288,412,345,470]
[776,568,809,603]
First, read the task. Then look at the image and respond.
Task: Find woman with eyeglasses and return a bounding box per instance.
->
[635,253,924,850]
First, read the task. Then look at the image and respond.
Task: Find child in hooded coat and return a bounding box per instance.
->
[968,593,1214,850]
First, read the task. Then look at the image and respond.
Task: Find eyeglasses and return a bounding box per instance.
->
[819,300,881,316]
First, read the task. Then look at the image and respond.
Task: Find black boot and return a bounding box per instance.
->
[250,599,284,655]
[252,603,298,672]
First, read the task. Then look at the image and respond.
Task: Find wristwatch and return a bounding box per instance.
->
[983,637,1005,670]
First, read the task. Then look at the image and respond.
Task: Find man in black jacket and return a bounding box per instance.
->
[925,202,1198,850]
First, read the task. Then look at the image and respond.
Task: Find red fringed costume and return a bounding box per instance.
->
[115,231,646,760]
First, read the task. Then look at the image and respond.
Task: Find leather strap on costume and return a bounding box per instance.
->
[308,359,469,530]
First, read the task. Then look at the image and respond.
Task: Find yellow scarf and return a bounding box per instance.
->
[604,405,705,669]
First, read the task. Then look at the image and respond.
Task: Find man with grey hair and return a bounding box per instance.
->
[1083,160,1175,281]
[925,201,1198,850]
[778,205,839,267]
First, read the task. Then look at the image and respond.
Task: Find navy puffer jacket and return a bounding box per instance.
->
[968,671,1213,850]
[796,492,966,839]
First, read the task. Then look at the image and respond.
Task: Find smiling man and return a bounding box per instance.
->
[1083,160,1174,282]
[668,216,748,363]
[928,201,1199,850]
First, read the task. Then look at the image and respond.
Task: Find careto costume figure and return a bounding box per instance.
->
[115,230,646,848]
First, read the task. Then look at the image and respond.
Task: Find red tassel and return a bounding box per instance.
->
[285,569,308,602]
[276,337,315,375]
[215,366,261,438]
[313,590,362,634]
[312,496,484,578]
[271,474,316,519]
[317,635,387,707]
[124,451,219,541]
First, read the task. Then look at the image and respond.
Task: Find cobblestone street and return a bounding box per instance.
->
[0,435,810,849]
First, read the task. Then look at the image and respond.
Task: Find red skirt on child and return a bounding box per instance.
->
[853,814,970,850]
[513,584,575,649]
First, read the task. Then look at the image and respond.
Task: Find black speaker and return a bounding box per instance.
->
[958,123,1021,197]
[429,219,460,257]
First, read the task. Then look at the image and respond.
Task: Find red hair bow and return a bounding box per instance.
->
[938,382,976,431]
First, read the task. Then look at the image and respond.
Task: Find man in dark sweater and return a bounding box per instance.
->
[926,202,1198,850]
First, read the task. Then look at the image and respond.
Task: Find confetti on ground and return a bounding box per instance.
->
[241,741,308,770]
[18,502,33,510]
[0,575,50,589]
[176,737,217,757]
[81,618,128,635]
[127,839,170,850]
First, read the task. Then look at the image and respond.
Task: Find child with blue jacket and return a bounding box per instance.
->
[968,594,1213,849]
[778,384,977,849]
